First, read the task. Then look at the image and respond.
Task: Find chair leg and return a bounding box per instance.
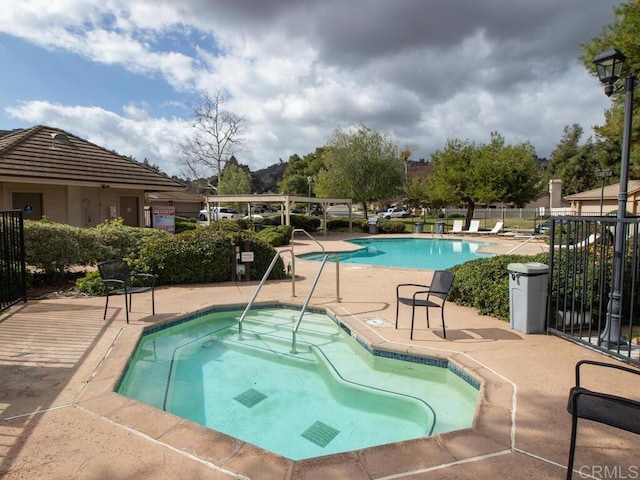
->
[410,305,416,339]
[124,292,130,324]
[426,306,430,329]
[395,299,400,329]
[441,308,447,339]
[566,412,579,479]
[151,288,155,315]
[103,294,109,320]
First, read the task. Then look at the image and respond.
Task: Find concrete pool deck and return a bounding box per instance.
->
[1,232,638,479]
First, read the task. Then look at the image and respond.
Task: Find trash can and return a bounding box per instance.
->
[435,221,445,234]
[415,222,424,234]
[368,216,378,234]
[508,262,549,334]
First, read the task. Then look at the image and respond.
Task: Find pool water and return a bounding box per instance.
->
[118,307,479,460]
[298,237,493,270]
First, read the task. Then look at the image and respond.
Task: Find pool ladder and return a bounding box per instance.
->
[238,228,340,353]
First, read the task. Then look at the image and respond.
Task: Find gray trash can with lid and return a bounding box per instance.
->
[435,221,445,234]
[367,216,378,234]
[507,262,549,334]
[415,222,424,234]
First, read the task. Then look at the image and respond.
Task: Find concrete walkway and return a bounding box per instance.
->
[1,233,638,479]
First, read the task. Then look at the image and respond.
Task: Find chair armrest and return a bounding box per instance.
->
[576,359,640,387]
[102,279,125,288]
[396,283,429,296]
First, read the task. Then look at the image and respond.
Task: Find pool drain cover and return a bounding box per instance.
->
[234,388,267,408]
[301,421,340,447]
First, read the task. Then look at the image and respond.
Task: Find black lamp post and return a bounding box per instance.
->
[593,48,636,348]
[594,167,613,215]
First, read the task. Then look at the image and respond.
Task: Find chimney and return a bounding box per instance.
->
[549,179,563,208]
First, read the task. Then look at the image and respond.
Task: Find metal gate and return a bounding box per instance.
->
[547,215,640,365]
[0,210,27,312]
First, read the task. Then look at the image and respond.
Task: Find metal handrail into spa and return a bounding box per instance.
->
[238,229,340,344]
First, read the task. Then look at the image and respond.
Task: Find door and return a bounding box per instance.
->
[12,192,43,220]
[120,196,139,227]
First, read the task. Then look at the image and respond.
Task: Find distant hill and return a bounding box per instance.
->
[252,161,287,193]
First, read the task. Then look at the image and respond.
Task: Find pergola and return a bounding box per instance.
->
[203,194,354,235]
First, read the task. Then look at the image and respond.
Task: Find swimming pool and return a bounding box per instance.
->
[298,237,493,269]
[117,306,479,460]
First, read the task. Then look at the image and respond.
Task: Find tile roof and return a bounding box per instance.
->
[147,191,205,202]
[564,180,640,200]
[0,125,185,191]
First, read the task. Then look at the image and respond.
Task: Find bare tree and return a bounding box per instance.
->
[180,91,246,185]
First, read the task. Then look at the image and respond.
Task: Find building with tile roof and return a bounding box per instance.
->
[564,180,640,216]
[0,125,185,227]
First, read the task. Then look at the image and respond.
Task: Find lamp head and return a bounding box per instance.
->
[594,48,626,96]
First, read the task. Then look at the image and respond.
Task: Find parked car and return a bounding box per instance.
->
[196,207,240,225]
[380,207,409,219]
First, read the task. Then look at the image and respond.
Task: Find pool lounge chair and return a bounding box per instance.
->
[449,220,464,234]
[460,220,480,234]
[476,221,504,235]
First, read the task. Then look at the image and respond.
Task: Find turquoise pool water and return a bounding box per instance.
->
[118,306,479,460]
[298,237,493,269]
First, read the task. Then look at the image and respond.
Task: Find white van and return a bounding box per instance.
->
[196,206,240,226]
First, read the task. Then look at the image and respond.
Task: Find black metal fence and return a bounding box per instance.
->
[547,215,640,365]
[0,211,27,312]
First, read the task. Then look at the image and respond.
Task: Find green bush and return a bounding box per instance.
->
[24,219,98,277]
[377,219,407,233]
[175,216,196,234]
[92,218,167,261]
[256,225,293,247]
[75,270,105,295]
[132,228,285,285]
[449,252,549,321]
[326,217,352,232]
[263,214,321,232]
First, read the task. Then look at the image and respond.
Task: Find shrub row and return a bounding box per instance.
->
[24,218,166,278]
[448,252,549,321]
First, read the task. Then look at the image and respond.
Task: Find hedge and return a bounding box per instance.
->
[449,252,549,321]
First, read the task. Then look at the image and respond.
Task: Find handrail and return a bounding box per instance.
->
[238,228,340,349]
[238,251,283,338]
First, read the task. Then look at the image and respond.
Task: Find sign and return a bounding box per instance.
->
[152,207,176,233]
[241,252,254,262]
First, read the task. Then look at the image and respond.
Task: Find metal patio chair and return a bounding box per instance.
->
[566,359,640,479]
[395,270,455,339]
[97,260,156,324]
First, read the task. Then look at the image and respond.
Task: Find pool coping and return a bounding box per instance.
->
[76,301,515,479]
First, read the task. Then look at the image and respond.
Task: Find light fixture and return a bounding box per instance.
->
[593,48,626,97]
[593,48,637,348]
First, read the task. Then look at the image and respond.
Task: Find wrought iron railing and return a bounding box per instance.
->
[547,215,640,365]
[0,210,27,312]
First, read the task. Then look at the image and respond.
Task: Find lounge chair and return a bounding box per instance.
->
[460,220,480,234]
[477,221,504,235]
[395,270,455,339]
[98,259,156,324]
[449,220,464,234]
[566,360,640,479]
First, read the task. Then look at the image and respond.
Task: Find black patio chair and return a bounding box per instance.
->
[97,260,156,324]
[395,270,455,339]
[566,359,640,479]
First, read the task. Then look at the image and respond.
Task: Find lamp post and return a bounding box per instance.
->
[593,48,636,348]
[594,167,613,216]
[307,176,312,215]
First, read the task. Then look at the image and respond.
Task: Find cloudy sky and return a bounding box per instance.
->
[0,0,621,178]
